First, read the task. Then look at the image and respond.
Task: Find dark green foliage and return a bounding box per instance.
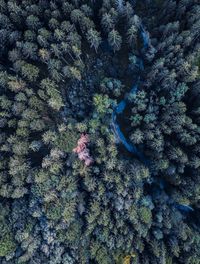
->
[0,0,199,263]
[108,29,122,52]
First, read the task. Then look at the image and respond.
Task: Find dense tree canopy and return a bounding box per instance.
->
[0,0,200,263]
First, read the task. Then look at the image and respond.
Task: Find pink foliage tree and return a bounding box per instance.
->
[73,134,94,166]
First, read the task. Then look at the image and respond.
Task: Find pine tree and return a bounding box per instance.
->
[108,29,122,52]
[86,29,102,52]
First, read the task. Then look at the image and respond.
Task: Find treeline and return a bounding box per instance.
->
[0,0,199,264]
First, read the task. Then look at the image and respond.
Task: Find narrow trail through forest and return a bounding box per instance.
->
[111,25,150,166]
[111,23,194,214]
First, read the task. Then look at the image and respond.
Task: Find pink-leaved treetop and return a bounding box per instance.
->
[73,134,94,166]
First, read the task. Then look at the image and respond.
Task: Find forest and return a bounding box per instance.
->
[0,0,200,263]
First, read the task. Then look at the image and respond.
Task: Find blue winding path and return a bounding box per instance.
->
[110,25,194,213]
[111,26,151,167]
